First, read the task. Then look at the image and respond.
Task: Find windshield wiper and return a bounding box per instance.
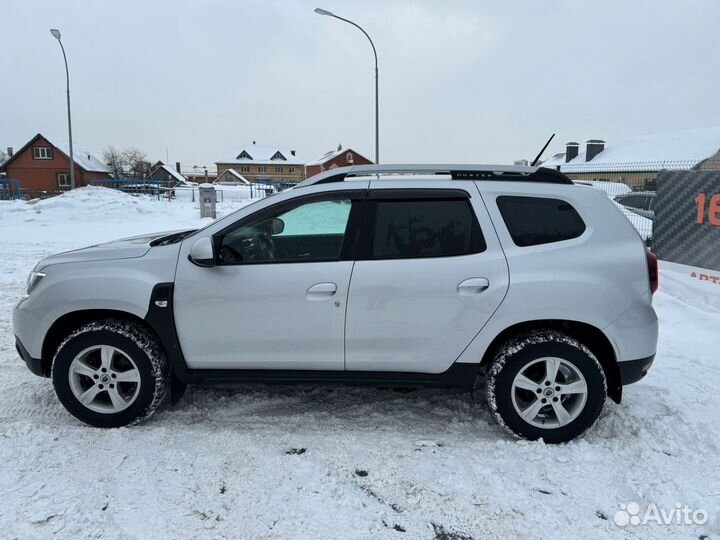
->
[150,230,196,246]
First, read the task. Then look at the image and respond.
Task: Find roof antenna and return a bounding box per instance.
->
[530,133,555,166]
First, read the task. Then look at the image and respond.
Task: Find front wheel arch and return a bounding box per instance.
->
[41,310,157,377]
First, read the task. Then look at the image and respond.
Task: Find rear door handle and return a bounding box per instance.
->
[306,282,337,300]
[457,277,490,295]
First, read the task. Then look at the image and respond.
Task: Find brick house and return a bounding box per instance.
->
[215,141,304,186]
[0,133,111,192]
[305,144,373,178]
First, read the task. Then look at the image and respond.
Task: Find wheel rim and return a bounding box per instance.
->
[68,345,141,414]
[510,357,588,429]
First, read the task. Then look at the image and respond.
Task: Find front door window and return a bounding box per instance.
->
[218,198,353,264]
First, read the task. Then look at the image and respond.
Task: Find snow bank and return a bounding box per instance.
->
[0,186,256,247]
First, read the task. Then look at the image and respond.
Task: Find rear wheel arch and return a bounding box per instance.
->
[479,319,622,403]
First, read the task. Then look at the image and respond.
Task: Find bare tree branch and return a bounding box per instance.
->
[102,146,152,179]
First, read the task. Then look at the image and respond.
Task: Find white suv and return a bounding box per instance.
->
[13,165,659,443]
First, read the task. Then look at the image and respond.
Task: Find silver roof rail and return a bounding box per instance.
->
[296,164,572,188]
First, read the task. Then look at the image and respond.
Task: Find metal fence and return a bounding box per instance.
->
[0,179,21,200]
[90,179,164,200]
[0,179,66,201]
[89,179,276,204]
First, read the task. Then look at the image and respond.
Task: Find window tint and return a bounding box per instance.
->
[371,199,484,259]
[497,196,585,247]
[219,199,352,264]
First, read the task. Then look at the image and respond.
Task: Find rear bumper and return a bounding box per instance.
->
[15,336,46,377]
[618,354,655,386]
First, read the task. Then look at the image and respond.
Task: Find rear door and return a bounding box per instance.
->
[344,180,509,373]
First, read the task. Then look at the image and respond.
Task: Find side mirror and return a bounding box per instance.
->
[188,237,215,267]
[270,218,285,235]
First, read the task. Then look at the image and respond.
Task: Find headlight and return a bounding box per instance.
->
[26,271,46,296]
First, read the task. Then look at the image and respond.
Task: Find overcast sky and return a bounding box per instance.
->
[3,0,719,170]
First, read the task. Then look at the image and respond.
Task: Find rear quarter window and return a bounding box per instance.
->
[496,196,586,247]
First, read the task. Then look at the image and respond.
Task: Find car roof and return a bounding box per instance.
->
[296,164,573,189]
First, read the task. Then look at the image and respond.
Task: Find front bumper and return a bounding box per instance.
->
[15,336,46,377]
[618,354,655,386]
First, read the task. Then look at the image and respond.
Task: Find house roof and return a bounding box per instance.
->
[305,145,368,166]
[542,127,720,173]
[151,164,187,184]
[215,168,250,184]
[216,142,304,165]
[0,133,111,173]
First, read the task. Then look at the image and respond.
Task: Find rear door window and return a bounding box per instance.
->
[496,196,585,247]
[368,195,485,259]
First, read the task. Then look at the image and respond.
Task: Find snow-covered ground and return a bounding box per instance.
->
[1,188,718,540]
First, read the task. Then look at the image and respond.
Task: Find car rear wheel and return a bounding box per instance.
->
[485,330,607,443]
[52,320,168,427]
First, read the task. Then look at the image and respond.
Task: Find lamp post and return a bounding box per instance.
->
[50,28,75,190]
[314,8,379,164]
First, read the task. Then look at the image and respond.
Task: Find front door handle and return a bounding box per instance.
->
[306,282,337,300]
[457,277,490,295]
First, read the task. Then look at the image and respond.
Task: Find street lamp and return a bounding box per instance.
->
[50,28,75,190]
[314,8,379,164]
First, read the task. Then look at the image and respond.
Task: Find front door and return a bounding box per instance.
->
[173,189,364,370]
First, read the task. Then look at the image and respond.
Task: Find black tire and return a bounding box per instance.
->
[485,330,607,444]
[51,320,169,427]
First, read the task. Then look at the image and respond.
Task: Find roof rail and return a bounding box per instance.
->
[296,164,573,188]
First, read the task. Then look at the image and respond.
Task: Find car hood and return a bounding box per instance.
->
[35,230,192,270]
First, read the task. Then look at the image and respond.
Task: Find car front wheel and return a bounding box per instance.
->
[52,320,169,427]
[485,330,607,443]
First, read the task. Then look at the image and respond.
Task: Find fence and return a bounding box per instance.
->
[90,179,164,200]
[89,179,273,203]
[0,179,66,201]
[0,179,22,200]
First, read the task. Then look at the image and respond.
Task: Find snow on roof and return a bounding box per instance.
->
[542,127,720,173]
[306,146,347,166]
[216,143,304,165]
[158,164,187,184]
[43,134,111,173]
[215,168,250,184]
